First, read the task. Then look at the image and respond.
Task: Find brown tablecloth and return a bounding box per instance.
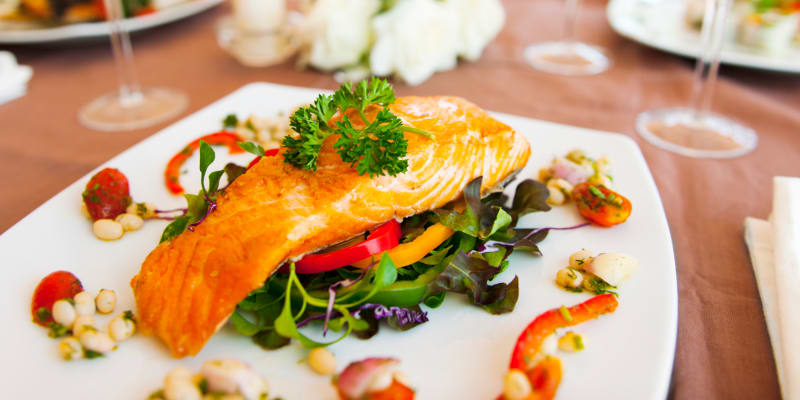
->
[2,0,798,398]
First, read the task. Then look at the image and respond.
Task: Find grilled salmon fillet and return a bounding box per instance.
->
[131,96,531,357]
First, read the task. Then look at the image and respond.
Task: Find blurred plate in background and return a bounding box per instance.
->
[607,0,800,74]
[0,0,222,44]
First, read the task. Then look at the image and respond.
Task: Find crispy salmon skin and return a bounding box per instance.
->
[131,96,531,357]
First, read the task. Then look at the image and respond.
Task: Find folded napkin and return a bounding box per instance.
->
[744,176,800,400]
[0,51,33,106]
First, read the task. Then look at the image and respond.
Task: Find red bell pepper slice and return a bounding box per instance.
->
[295,220,402,274]
[498,295,618,400]
[509,294,618,370]
[247,148,280,170]
[164,132,245,195]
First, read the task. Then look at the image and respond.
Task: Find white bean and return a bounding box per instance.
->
[165,367,202,400]
[503,369,532,400]
[585,253,639,286]
[202,359,268,400]
[307,347,336,376]
[73,291,95,315]
[127,202,157,219]
[72,315,95,337]
[546,178,574,205]
[569,250,594,270]
[555,268,583,290]
[115,213,143,232]
[108,314,136,341]
[95,289,117,314]
[93,219,124,241]
[79,330,115,353]
[52,299,77,328]
[558,331,585,352]
[588,173,612,187]
[546,185,565,205]
[59,337,83,361]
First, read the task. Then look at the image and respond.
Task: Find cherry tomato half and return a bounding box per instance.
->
[572,182,632,227]
[31,271,84,326]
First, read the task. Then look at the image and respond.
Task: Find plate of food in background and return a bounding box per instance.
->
[607,0,800,73]
[0,0,222,44]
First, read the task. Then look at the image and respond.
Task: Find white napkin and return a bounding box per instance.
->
[744,176,800,400]
[0,51,33,106]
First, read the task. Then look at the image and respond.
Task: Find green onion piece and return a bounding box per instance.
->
[573,334,584,350]
[559,305,573,322]
[588,185,605,199]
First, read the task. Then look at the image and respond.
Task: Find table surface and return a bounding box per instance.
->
[2,1,798,398]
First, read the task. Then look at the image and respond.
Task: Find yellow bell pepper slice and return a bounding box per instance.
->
[352,223,454,269]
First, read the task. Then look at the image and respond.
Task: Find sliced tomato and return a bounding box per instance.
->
[247,148,280,170]
[31,271,83,326]
[82,167,131,221]
[295,220,402,274]
[164,132,245,195]
[509,294,618,371]
[366,379,415,400]
[572,182,632,227]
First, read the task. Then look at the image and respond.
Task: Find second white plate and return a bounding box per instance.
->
[0,0,222,44]
[607,0,800,74]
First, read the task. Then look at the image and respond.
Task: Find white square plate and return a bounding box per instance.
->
[0,83,676,399]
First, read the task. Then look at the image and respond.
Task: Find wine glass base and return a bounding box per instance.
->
[523,41,610,75]
[636,107,758,158]
[79,87,188,132]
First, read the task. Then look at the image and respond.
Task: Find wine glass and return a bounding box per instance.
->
[79,0,188,132]
[524,0,610,75]
[636,0,757,158]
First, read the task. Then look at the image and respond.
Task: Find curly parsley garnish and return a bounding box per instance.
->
[281,78,431,177]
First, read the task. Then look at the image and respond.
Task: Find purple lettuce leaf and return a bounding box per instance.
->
[427,251,520,315]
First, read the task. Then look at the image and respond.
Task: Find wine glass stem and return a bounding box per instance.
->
[689,0,729,118]
[104,0,143,107]
[564,0,580,43]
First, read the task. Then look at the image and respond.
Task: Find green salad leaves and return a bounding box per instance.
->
[230,177,556,349]
[159,141,241,243]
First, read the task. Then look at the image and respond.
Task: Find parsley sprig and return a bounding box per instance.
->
[281,78,431,177]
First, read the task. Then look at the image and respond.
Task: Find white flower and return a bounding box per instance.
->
[445,0,505,61]
[370,0,460,86]
[300,0,381,71]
